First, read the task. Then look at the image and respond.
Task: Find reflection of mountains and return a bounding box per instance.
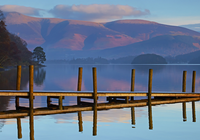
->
[44,64,200,92]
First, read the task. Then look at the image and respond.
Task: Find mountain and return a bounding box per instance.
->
[104,20,200,41]
[181,23,200,32]
[5,12,137,51]
[96,35,200,58]
[175,49,200,63]
[4,12,200,59]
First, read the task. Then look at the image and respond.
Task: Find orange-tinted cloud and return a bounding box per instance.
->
[0,5,42,16]
[50,4,150,22]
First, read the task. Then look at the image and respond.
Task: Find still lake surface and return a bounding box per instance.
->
[0,64,200,140]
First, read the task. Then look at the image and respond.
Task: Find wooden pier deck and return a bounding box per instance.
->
[0,65,200,139]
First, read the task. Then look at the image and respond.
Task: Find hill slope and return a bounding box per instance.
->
[4,12,200,59]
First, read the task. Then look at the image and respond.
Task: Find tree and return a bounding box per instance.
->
[32,46,46,64]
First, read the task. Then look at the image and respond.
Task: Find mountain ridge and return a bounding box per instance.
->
[3,11,200,59]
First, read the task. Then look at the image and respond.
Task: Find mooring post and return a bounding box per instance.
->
[78,111,83,132]
[15,65,21,109]
[29,65,34,140]
[17,118,22,139]
[148,69,153,130]
[182,71,187,122]
[130,69,135,101]
[192,71,196,122]
[77,67,83,105]
[93,67,97,136]
[59,96,63,110]
[192,71,196,93]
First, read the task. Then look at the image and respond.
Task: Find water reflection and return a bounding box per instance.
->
[34,67,46,86]
[1,64,200,139]
[0,97,199,139]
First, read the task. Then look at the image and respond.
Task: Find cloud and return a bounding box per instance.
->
[49,4,150,22]
[0,5,42,16]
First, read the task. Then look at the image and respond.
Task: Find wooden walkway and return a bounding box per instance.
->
[0,65,200,139]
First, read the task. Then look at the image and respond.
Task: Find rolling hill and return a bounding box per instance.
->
[3,12,200,59]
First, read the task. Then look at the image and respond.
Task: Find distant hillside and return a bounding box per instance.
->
[175,50,200,63]
[188,56,200,64]
[5,12,137,51]
[131,54,167,64]
[104,20,200,40]
[3,12,200,59]
[181,23,200,32]
[97,35,200,58]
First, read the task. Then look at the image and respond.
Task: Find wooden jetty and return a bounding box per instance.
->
[0,65,200,139]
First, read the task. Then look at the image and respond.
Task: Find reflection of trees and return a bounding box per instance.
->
[134,65,166,74]
[34,68,46,86]
[0,68,29,131]
[0,120,5,132]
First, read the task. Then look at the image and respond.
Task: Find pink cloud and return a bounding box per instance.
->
[0,5,42,16]
[50,4,150,22]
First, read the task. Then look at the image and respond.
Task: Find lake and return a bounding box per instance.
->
[0,64,200,140]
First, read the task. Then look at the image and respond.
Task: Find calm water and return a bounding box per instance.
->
[0,64,200,140]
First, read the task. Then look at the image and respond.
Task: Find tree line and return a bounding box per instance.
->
[0,10,46,67]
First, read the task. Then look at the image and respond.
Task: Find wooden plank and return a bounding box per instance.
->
[0,91,200,97]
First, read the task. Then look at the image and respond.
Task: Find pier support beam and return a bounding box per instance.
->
[93,67,97,136]
[77,67,83,105]
[130,69,135,101]
[29,65,34,140]
[182,71,187,122]
[192,71,196,122]
[15,65,21,109]
[148,69,153,130]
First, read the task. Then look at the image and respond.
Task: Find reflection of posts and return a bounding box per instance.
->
[148,69,153,130]
[15,65,21,109]
[78,111,83,132]
[29,65,34,140]
[130,69,135,101]
[131,107,135,125]
[77,67,83,105]
[192,101,196,122]
[192,71,196,122]
[93,67,97,136]
[182,71,187,122]
[17,118,22,139]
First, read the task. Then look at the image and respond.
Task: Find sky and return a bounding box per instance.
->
[0,0,200,26]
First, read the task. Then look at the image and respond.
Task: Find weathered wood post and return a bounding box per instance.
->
[77,67,83,105]
[17,118,22,139]
[59,96,63,110]
[182,71,187,122]
[78,111,83,132]
[93,67,97,136]
[192,71,196,122]
[148,69,153,130]
[131,69,136,125]
[47,97,51,107]
[29,65,34,140]
[15,65,21,109]
[130,69,135,100]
